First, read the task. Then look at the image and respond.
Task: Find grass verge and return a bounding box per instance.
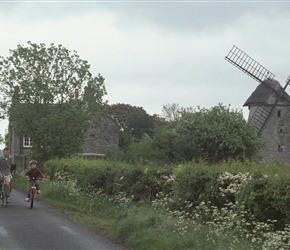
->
[11,173,280,250]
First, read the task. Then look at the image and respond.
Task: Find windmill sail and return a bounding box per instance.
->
[244,78,289,136]
[225,45,275,83]
[225,45,286,137]
[284,75,290,90]
[249,104,277,136]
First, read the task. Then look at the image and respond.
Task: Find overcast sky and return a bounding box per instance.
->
[1,0,290,147]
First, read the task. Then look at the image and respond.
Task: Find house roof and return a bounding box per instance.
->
[243,78,290,106]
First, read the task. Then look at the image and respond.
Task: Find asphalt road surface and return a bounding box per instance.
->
[0,189,123,250]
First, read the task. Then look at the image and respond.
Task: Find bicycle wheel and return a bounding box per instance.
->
[0,185,3,206]
[3,184,7,207]
[30,189,35,209]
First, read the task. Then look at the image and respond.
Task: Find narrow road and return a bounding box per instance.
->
[0,189,123,250]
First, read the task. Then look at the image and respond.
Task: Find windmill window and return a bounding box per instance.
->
[278,145,284,152]
[278,110,282,117]
[278,127,283,133]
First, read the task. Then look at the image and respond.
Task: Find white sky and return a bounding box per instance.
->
[1,0,290,148]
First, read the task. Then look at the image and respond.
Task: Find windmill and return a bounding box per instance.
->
[225,45,290,137]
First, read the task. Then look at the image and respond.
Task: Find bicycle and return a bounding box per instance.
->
[0,173,10,207]
[28,177,41,209]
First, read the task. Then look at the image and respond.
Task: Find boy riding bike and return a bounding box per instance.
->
[24,160,44,202]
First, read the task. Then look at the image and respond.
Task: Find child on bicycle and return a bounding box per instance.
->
[24,160,44,202]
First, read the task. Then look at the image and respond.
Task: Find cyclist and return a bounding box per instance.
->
[24,160,44,202]
[0,147,13,203]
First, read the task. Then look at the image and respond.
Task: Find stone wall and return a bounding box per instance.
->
[81,116,119,155]
[249,105,290,163]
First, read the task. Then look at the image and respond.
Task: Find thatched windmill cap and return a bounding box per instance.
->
[243,78,290,106]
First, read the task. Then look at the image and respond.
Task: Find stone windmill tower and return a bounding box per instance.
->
[225,45,290,163]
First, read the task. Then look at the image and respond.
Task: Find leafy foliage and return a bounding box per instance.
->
[43,158,290,238]
[44,158,173,202]
[105,103,156,150]
[15,157,290,249]
[153,104,264,163]
[120,103,264,164]
[0,42,107,162]
[236,174,290,230]
[117,134,167,164]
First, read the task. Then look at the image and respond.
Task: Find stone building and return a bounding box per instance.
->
[9,114,119,170]
[244,78,290,163]
[81,115,119,158]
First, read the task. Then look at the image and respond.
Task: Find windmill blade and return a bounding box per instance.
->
[226,46,290,137]
[225,45,275,83]
[284,75,290,90]
[249,105,276,136]
[248,77,290,136]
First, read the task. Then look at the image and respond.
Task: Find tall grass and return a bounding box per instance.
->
[11,169,290,250]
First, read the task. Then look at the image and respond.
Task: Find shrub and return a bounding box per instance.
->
[44,158,173,202]
[236,173,290,230]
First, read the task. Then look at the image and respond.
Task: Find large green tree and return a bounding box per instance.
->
[154,104,264,163]
[105,103,156,150]
[0,41,107,162]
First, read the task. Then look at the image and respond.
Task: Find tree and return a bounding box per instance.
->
[162,103,195,122]
[154,104,264,163]
[162,103,181,121]
[0,134,4,145]
[125,108,154,140]
[0,42,107,162]
[105,103,136,131]
[105,103,155,150]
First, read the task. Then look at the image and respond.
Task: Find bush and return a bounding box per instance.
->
[43,158,290,232]
[152,104,264,163]
[236,173,290,230]
[172,163,234,210]
[43,158,173,202]
[117,134,168,164]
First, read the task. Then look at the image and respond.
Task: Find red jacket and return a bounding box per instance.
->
[24,167,44,179]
